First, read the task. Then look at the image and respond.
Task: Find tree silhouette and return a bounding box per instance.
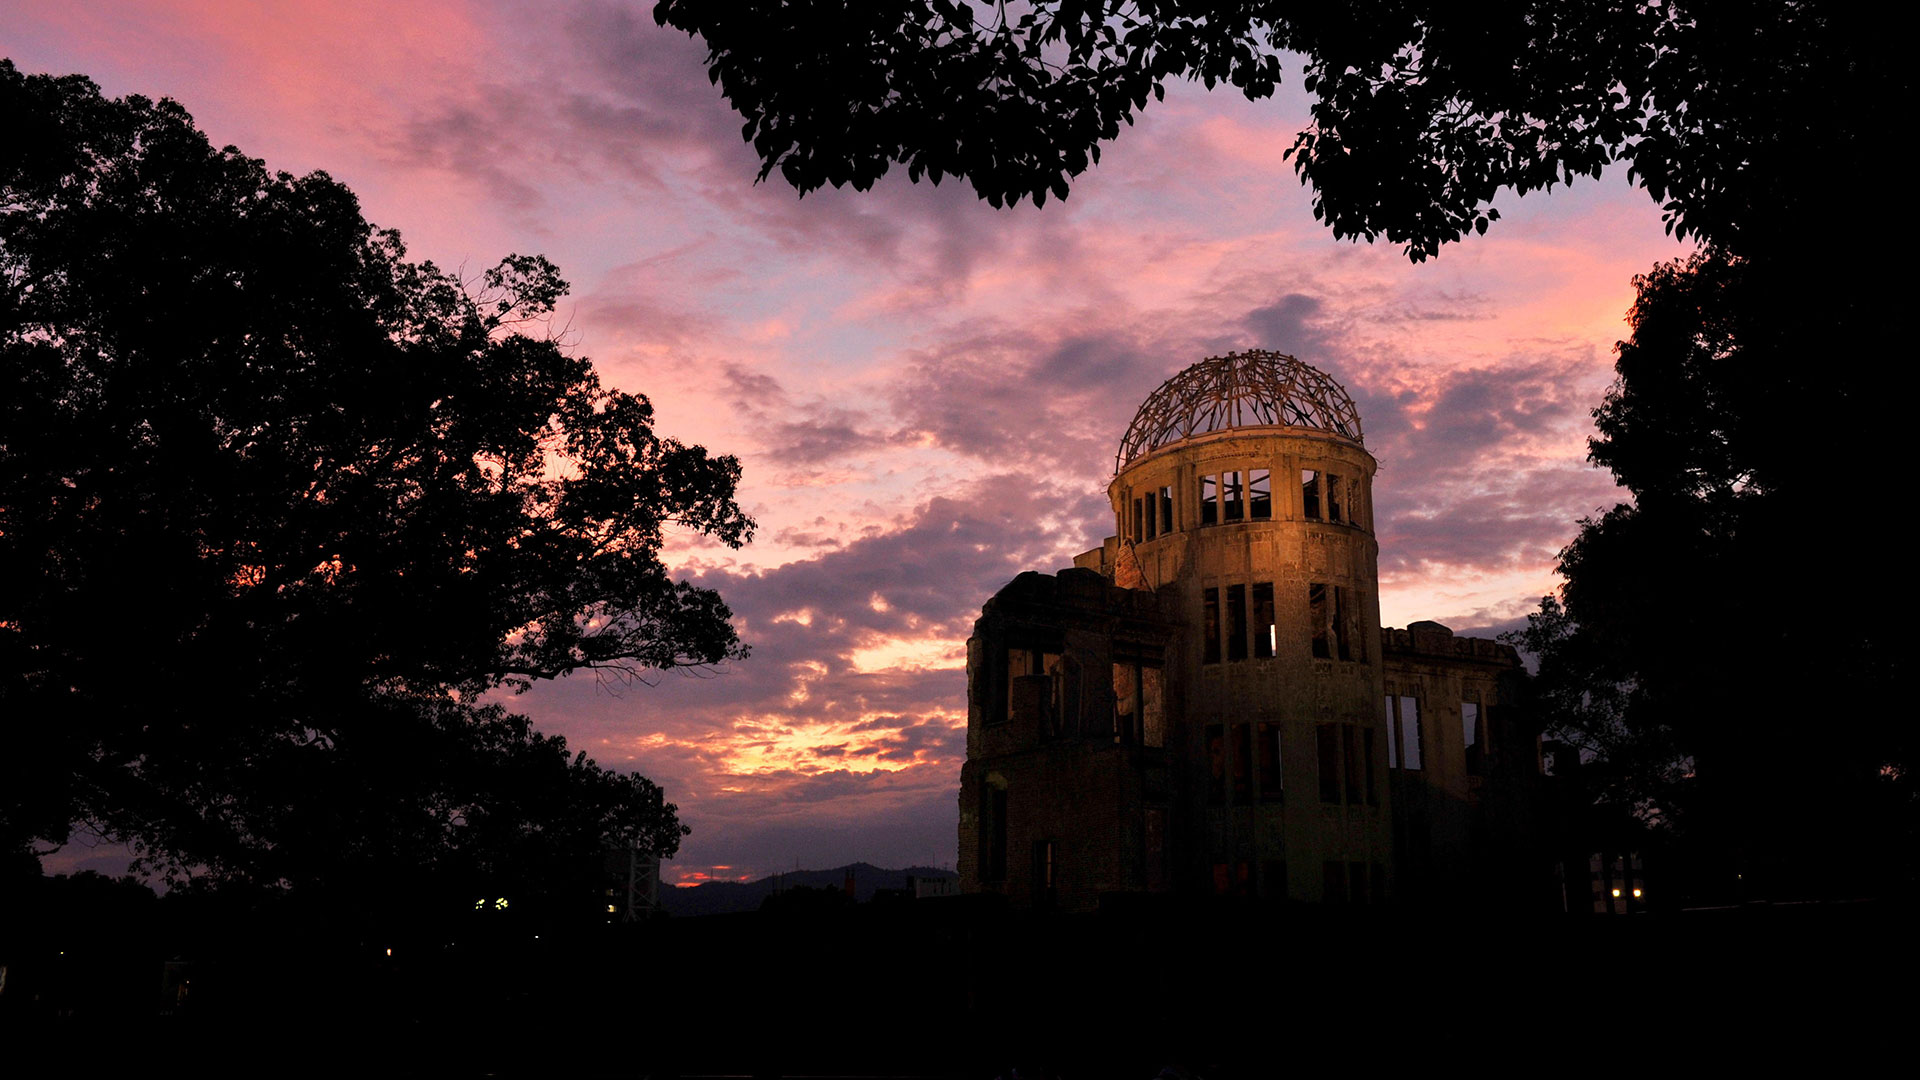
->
[1,60,737,888]
[1517,248,1908,898]
[653,1,1894,260]
[653,4,1908,893]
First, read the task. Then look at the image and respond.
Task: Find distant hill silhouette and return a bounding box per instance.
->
[662,862,955,916]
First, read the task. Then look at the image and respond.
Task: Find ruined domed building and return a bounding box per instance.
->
[958,351,1544,910]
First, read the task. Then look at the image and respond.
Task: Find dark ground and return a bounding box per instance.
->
[1,891,1908,1078]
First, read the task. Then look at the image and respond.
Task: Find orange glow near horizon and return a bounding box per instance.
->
[7,4,1693,885]
[672,866,754,887]
[610,706,964,781]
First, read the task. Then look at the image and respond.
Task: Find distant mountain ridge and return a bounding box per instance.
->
[661,862,956,917]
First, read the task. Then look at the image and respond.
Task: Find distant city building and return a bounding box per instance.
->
[957,351,1543,909]
[909,874,960,900]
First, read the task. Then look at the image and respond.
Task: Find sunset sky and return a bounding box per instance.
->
[7,1,1692,886]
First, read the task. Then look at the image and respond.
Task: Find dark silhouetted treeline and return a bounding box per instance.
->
[3,875,1908,1076]
[2,58,739,903]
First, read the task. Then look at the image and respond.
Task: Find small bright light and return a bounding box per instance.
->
[607,904,617,913]
[1611,888,1621,898]
[494,897,509,910]
[1633,888,1643,898]
[384,948,392,957]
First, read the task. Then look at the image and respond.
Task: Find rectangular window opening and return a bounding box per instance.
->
[1301,469,1320,520]
[1250,469,1271,520]
[1463,699,1483,773]
[1343,723,1364,806]
[1308,583,1330,659]
[1326,472,1344,523]
[1157,485,1175,534]
[1231,723,1253,804]
[1252,582,1275,659]
[1399,694,1423,770]
[1333,586,1354,662]
[1384,695,1399,769]
[1227,584,1248,661]
[1223,470,1244,521]
[1004,648,1032,724]
[1317,723,1341,803]
[1044,653,1067,732]
[1132,497,1145,541]
[1204,587,1221,664]
[1214,862,1252,897]
[1200,475,1219,526]
[1009,652,1065,735]
[1258,722,1283,802]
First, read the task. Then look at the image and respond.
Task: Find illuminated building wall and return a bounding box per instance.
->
[957,352,1539,909]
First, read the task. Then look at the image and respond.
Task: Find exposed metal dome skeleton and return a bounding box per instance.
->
[1115,350,1364,473]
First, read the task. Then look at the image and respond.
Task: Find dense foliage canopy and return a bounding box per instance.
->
[0,60,741,890]
[655,1,1893,260]
[1506,245,1907,896]
[658,3,1908,893]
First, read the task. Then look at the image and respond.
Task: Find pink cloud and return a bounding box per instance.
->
[10,2,1690,883]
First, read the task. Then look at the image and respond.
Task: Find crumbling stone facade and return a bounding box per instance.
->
[958,352,1538,909]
